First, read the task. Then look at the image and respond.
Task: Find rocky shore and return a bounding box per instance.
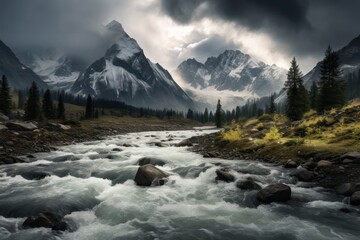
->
[0,116,198,165]
[183,132,360,206]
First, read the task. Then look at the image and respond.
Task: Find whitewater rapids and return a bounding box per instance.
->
[0,129,359,240]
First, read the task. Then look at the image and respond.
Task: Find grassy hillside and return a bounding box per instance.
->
[220,99,360,162]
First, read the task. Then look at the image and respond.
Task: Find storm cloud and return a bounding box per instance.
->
[160,0,360,67]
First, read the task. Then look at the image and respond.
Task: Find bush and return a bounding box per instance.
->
[222,127,242,141]
[264,126,281,142]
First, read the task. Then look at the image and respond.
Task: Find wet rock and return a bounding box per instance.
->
[0,124,8,131]
[0,156,25,164]
[134,164,169,186]
[122,143,132,147]
[350,191,360,206]
[137,157,166,166]
[317,160,332,168]
[256,183,291,204]
[302,159,317,170]
[22,212,69,231]
[27,154,36,159]
[176,139,193,147]
[46,123,71,131]
[0,113,9,121]
[340,152,360,160]
[112,148,122,152]
[6,122,37,131]
[336,183,360,196]
[236,179,262,190]
[21,171,51,180]
[290,168,314,182]
[215,169,235,183]
[203,152,217,158]
[284,160,298,168]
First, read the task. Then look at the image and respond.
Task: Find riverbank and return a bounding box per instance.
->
[184,101,360,201]
[0,115,199,165]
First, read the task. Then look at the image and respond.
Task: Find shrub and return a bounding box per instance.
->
[264,126,281,142]
[222,127,242,141]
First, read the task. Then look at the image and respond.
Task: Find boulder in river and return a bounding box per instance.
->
[21,171,51,180]
[6,122,37,131]
[22,212,68,231]
[134,164,169,186]
[236,179,262,190]
[256,183,291,204]
[350,191,360,206]
[290,168,314,182]
[176,139,193,147]
[215,169,235,183]
[284,160,298,168]
[336,183,360,196]
[137,157,166,166]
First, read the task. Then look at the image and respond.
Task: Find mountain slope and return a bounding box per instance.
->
[71,21,193,110]
[0,40,47,90]
[176,50,287,109]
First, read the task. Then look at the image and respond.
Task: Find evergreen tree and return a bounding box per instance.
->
[310,81,318,109]
[215,99,223,128]
[57,94,65,119]
[269,94,276,114]
[284,58,308,120]
[186,109,194,119]
[85,94,93,119]
[42,89,54,119]
[204,108,209,123]
[24,81,41,120]
[18,90,25,109]
[0,75,12,115]
[317,46,346,112]
[235,106,241,119]
[209,111,214,122]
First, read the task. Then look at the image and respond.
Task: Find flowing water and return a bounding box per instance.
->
[0,129,359,240]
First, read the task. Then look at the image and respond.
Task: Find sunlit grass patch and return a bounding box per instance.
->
[264,126,281,142]
[222,127,243,141]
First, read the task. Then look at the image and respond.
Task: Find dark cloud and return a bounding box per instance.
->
[160,0,360,62]
[184,35,240,63]
[0,0,120,58]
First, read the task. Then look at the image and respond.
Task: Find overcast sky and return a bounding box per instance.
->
[0,0,359,73]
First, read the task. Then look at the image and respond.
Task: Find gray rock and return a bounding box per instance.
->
[350,191,360,206]
[137,157,166,166]
[317,160,332,168]
[22,212,68,231]
[341,152,360,160]
[21,171,51,180]
[0,124,8,131]
[134,164,169,186]
[176,140,193,147]
[336,183,360,196]
[236,179,262,190]
[284,160,298,168]
[47,123,71,131]
[256,183,291,204]
[0,113,9,121]
[215,169,235,183]
[112,148,122,152]
[6,122,37,131]
[290,168,314,182]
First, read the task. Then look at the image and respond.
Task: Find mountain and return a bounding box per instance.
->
[276,34,360,103]
[0,40,47,90]
[17,49,86,91]
[71,21,193,110]
[176,50,287,109]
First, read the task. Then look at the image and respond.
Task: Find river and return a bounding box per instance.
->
[0,129,359,240]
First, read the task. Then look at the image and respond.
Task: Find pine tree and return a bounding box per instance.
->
[0,75,12,116]
[85,94,93,119]
[57,94,65,119]
[24,81,41,120]
[310,81,318,109]
[18,90,25,109]
[204,108,209,123]
[317,46,346,112]
[269,94,276,114]
[284,58,309,120]
[42,89,54,119]
[186,109,194,119]
[215,99,223,128]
